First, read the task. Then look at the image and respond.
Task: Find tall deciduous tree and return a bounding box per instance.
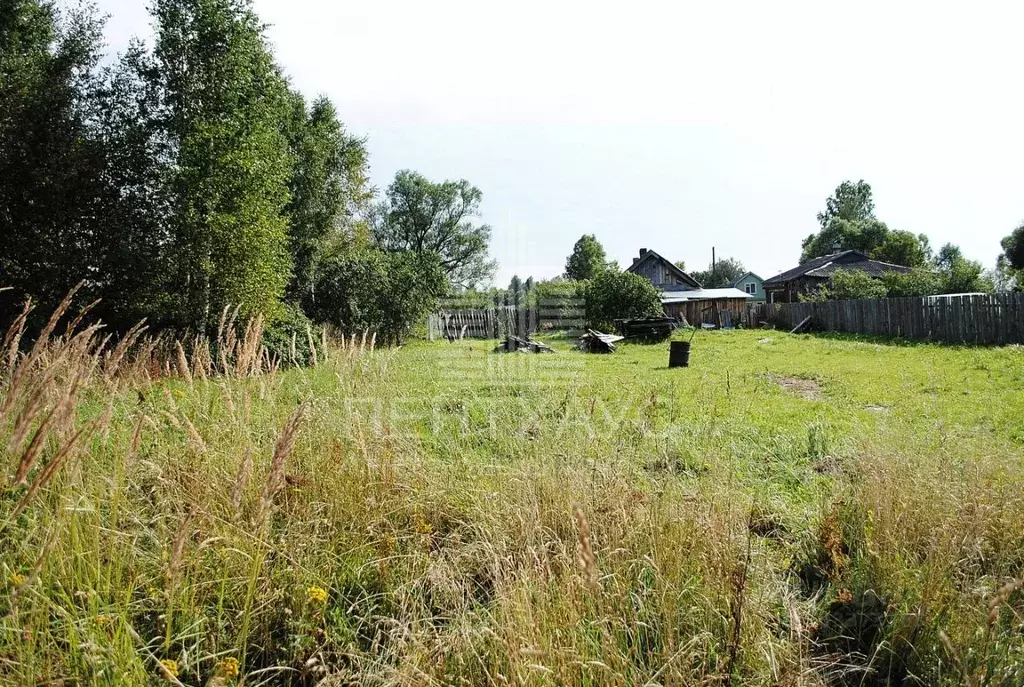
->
[283,93,371,303]
[816,180,875,228]
[372,170,496,288]
[151,0,294,329]
[564,234,609,281]
[872,230,930,268]
[1000,223,1024,272]
[0,0,107,317]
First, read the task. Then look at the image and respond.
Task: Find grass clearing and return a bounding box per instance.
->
[2,326,1023,685]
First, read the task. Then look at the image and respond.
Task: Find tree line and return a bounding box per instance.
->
[0,0,494,348]
[799,180,1022,299]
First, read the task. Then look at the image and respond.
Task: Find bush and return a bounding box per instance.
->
[584,270,663,331]
[881,269,942,297]
[306,249,448,344]
[801,269,888,302]
[263,301,319,366]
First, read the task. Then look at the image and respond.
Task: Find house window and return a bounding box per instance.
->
[744,282,756,294]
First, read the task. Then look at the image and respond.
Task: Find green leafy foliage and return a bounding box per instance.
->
[306,249,448,344]
[152,0,295,329]
[800,270,888,302]
[583,270,663,331]
[0,0,108,321]
[564,234,609,281]
[880,269,942,297]
[999,223,1024,287]
[284,94,371,303]
[690,257,745,288]
[816,179,875,228]
[872,230,930,268]
[372,170,496,288]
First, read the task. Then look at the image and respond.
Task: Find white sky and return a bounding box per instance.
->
[91,0,1024,286]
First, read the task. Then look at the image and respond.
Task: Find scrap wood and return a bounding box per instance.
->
[495,335,555,354]
[789,316,812,334]
[578,329,624,353]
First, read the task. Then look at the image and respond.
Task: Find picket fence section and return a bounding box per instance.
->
[427,302,585,340]
[750,293,1024,345]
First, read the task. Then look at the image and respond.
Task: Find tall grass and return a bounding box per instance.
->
[0,298,1021,685]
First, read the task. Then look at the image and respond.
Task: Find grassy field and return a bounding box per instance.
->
[1,321,1023,685]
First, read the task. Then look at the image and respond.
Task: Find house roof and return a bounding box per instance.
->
[660,288,753,303]
[728,272,763,288]
[626,250,702,288]
[763,250,912,287]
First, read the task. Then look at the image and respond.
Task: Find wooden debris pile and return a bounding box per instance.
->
[494,335,556,354]
[615,317,675,342]
[577,329,624,353]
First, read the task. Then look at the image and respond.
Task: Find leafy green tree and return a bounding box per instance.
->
[673,260,686,271]
[283,93,371,303]
[872,230,930,268]
[690,257,745,288]
[816,180,875,228]
[881,269,942,297]
[307,249,448,344]
[372,170,496,288]
[89,41,176,330]
[801,218,891,262]
[0,0,108,317]
[151,0,294,329]
[584,270,663,331]
[802,181,894,262]
[565,234,609,281]
[801,270,888,302]
[999,223,1024,272]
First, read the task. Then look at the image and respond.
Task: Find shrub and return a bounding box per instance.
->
[584,270,663,331]
[306,249,448,344]
[881,269,942,297]
[263,301,319,366]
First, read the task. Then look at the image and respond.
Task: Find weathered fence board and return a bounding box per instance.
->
[428,305,584,340]
[747,294,1024,345]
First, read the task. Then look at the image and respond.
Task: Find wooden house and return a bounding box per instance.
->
[627,248,752,326]
[729,272,765,302]
[763,250,912,303]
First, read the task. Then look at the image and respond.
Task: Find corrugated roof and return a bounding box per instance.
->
[660,288,752,303]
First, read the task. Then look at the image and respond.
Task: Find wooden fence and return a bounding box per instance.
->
[427,302,585,340]
[750,293,1024,345]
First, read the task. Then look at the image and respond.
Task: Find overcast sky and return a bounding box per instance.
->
[91,0,1023,286]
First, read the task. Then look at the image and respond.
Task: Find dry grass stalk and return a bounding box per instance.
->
[306,326,318,367]
[166,508,197,591]
[1,298,33,374]
[103,320,148,377]
[12,420,94,518]
[231,446,254,513]
[175,341,192,383]
[255,403,307,527]
[575,508,598,589]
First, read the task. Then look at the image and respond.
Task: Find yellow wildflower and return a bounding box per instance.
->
[96,615,110,627]
[306,585,328,605]
[9,573,26,587]
[218,656,240,678]
[412,514,433,536]
[159,658,179,679]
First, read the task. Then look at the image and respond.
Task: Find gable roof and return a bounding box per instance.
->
[763,250,912,287]
[728,272,763,288]
[626,249,702,288]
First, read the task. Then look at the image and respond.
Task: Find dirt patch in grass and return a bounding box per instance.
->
[771,374,824,400]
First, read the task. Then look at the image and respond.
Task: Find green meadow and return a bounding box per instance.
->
[2,328,1023,685]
